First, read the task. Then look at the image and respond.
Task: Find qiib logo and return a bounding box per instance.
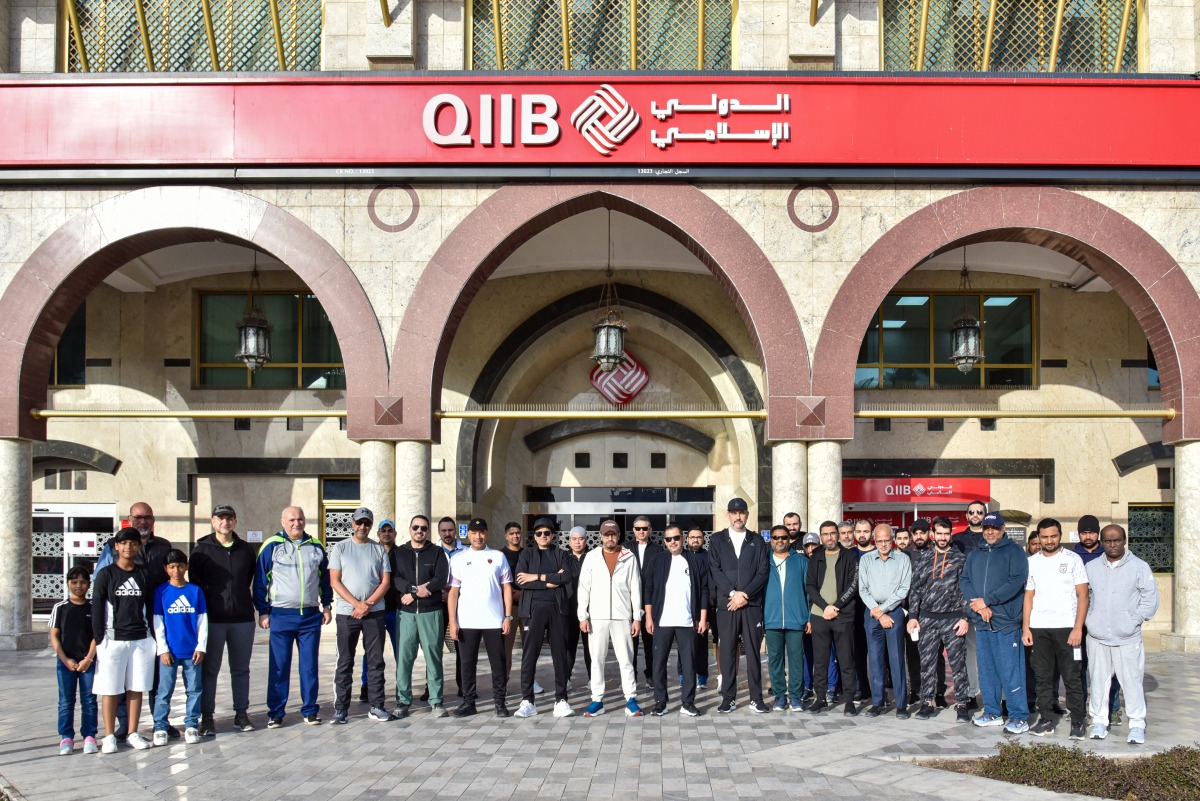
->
[571,84,641,156]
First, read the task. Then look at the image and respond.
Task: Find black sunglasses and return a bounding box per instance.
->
[770,536,790,541]
[534,530,554,537]
[663,535,682,542]
[411,525,428,531]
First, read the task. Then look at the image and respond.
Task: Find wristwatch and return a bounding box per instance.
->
[504,615,514,620]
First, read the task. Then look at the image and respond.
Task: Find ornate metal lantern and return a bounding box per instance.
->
[234,257,272,373]
[590,212,627,373]
[949,250,983,374]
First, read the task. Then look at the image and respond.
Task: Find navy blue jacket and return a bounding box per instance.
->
[958,534,1028,633]
[643,550,709,627]
[765,550,811,630]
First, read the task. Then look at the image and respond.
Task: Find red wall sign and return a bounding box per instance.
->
[0,75,1198,168]
[842,477,992,505]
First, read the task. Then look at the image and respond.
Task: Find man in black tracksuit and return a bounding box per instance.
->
[806,524,861,716]
[709,497,770,713]
[513,517,574,717]
[391,516,451,717]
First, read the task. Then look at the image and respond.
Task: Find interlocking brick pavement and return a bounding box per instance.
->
[2,628,1196,801]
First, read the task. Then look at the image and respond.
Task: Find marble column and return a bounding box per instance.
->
[359,440,397,524]
[1163,439,1200,651]
[771,441,808,528]
[0,439,44,650]
[806,440,843,532]
[394,440,431,545]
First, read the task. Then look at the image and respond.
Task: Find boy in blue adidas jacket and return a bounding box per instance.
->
[153,550,208,745]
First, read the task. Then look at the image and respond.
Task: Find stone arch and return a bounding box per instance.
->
[0,186,389,440]
[387,184,812,443]
[812,186,1200,443]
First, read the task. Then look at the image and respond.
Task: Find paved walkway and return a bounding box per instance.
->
[2,629,1196,801]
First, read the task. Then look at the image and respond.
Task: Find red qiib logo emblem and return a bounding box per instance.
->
[591,350,649,407]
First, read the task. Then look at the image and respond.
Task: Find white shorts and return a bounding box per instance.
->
[94,637,156,696]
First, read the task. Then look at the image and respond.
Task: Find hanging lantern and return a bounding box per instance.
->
[592,308,628,372]
[234,257,272,373]
[948,249,983,374]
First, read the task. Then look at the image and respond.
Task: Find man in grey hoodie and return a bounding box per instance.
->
[1084,524,1158,745]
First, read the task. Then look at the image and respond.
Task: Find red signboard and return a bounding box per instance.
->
[0,75,1199,168]
[591,350,649,407]
[842,477,991,505]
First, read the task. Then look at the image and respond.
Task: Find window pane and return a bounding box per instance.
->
[302,295,343,364]
[984,295,1033,364]
[985,368,1033,388]
[880,295,930,364]
[257,294,298,363]
[934,295,980,364]
[200,294,245,363]
[199,367,248,388]
[302,367,346,390]
[882,367,930,389]
[322,479,360,501]
[859,313,880,363]
[855,367,880,389]
[251,367,297,389]
[934,367,982,389]
[55,302,87,385]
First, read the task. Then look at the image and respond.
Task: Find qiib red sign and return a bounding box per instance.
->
[842,478,991,505]
[591,350,649,407]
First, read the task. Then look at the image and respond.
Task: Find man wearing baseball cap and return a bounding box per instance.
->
[709,497,770,713]
[189,504,258,735]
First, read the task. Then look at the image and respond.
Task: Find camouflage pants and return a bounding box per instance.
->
[918,617,971,703]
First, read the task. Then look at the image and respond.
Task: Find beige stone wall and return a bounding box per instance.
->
[1147,0,1197,73]
[834,0,881,70]
[6,0,53,73]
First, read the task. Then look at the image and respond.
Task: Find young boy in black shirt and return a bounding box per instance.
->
[92,527,156,752]
[50,566,97,755]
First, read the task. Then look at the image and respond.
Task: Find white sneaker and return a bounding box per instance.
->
[100,734,118,754]
[553,700,575,718]
[126,732,152,750]
[184,728,200,744]
[716,676,723,693]
[152,730,168,747]
[533,680,545,694]
[514,700,538,718]
[82,737,99,755]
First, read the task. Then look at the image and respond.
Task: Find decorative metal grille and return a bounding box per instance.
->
[1128,505,1173,573]
[32,531,63,558]
[882,0,1139,73]
[472,0,731,69]
[34,574,64,602]
[324,509,355,545]
[66,0,322,72]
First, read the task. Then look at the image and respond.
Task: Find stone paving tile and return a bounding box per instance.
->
[1,628,1196,800]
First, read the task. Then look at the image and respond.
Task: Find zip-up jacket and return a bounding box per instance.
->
[515,546,572,617]
[189,532,257,624]
[577,547,642,622]
[390,541,449,613]
[765,550,811,631]
[908,547,968,620]
[708,528,770,606]
[689,548,715,607]
[958,534,1028,633]
[253,533,332,616]
[1084,550,1159,646]
[643,550,709,627]
[566,551,587,612]
[805,547,859,625]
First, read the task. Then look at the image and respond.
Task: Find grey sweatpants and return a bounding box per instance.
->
[1086,635,1146,729]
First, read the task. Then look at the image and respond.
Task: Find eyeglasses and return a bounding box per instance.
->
[633,526,650,531]
[130,515,154,520]
[534,530,554,537]
[663,535,682,542]
[411,525,428,532]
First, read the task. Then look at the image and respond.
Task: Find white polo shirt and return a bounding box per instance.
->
[449,546,512,629]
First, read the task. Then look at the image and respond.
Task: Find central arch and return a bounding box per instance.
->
[811,185,1200,442]
[387,183,812,443]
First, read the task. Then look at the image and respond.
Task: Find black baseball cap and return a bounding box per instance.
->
[212,504,237,518]
[727,497,749,512]
[468,517,488,531]
[910,518,930,533]
[532,517,555,531]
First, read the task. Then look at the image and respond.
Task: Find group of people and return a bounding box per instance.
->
[49,496,1160,756]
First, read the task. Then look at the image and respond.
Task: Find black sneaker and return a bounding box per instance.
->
[302,714,322,725]
[808,700,828,715]
[749,700,770,714]
[896,706,911,720]
[233,712,254,732]
[956,704,971,723]
[198,715,216,737]
[915,703,936,721]
[1052,702,1066,716]
[452,703,477,718]
[167,725,181,740]
[267,717,283,729]
[651,702,668,717]
[330,708,349,725]
[935,694,949,709]
[843,701,859,717]
[1069,720,1086,740]
[431,704,448,718]
[966,696,980,711]
[359,685,369,703]
[865,705,883,718]
[394,704,411,720]
[494,703,510,718]
[1029,717,1057,737]
[717,700,735,714]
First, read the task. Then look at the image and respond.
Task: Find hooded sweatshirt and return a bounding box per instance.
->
[958,534,1028,634]
[1084,550,1159,646]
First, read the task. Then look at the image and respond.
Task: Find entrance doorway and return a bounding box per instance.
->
[524,486,714,547]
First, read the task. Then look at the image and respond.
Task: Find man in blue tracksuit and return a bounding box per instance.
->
[254,506,333,727]
[958,512,1030,734]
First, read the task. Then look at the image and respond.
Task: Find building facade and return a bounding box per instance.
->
[0,0,1198,651]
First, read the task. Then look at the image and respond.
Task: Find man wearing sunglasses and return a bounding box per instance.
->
[392,515,450,719]
[514,518,574,718]
[644,525,708,716]
[628,516,663,688]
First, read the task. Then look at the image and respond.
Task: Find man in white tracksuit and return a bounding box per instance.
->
[577,519,644,717]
